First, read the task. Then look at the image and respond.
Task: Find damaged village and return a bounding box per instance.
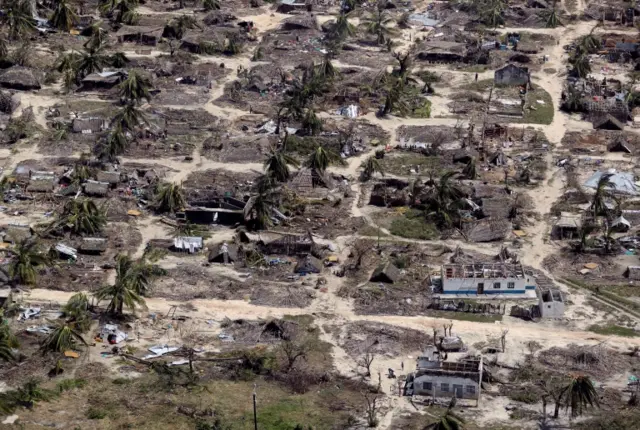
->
[5,0,640,428]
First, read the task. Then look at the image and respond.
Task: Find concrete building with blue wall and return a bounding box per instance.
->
[441,263,535,295]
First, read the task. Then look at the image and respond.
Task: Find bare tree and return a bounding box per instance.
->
[500,329,509,353]
[279,339,309,373]
[361,390,380,427]
[444,321,453,337]
[358,343,376,377]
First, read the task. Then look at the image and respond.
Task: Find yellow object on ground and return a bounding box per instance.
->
[127,209,142,216]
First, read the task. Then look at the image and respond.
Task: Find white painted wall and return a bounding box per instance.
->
[412,374,479,400]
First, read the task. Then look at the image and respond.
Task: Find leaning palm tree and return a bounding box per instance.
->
[481,0,505,28]
[425,405,465,429]
[40,321,88,353]
[264,148,299,182]
[55,198,107,235]
[590,173,613,219]
[95,276,147,316]
[360,156,385,182]
[306,145,342,175]
[154,182,186,213]
[3,0,36,40]
[559,374,599,417]
[50,0,78,32]
[83,22,109,51]
[302,109,323,136]
[119,70,152,104]
[62,292,91,325]
[6,240,52,286]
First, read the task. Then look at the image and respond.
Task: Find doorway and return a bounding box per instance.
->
[477,283,484,294]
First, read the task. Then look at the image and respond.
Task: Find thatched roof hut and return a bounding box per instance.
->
[0,66,41,91]
[116,25,163,45]
[83,180,109,196]
[464,218,512,242]
[481,197,514,219]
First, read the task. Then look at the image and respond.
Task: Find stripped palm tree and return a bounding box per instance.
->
[154,182,186,213]
[360,156,385,182]
[50,0,78,32]
[202,0,220,10]
[569,49,591,78]
[119,69,152,104]
[590,173,613,219]
[97,125,129,161]
[332,12,355,41]
[363,6,397,45]
[302,109,322,136]
[543,0,562,28]
[462,157,477,179]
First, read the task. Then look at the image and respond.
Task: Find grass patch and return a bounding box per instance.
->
[389,210,438,240]
[427,310,502,323]
[523,87,554,124]
[86,407,109,420]
[56,378,86,393]
[563,278,640,318]
[587,324,639,337]
[461,78,493,92]
[358,225,389,237]
[378,154,442,176]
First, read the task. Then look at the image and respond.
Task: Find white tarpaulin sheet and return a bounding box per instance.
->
[584,171,639,195]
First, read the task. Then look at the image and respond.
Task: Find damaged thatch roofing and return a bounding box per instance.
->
[473,184,509,199]
[0,91,20,114]
[464,218,512,242]
[481,197,514,219]
[0,66,41,91]
[281,16,319,31]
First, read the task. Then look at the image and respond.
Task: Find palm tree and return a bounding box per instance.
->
[363,7,397,45]
[249,190,276,230]
[360,156,384,182]
[62,292,91,330]
[109,51,129,68]
[112,103,147,131]
[306,145,341,174]
[119,70,152,104]
[76,47,108,79]
[264,148,299,182]
[573,222,597,253]
[569,50,591,78]
[543,0,562,28]
[83,22,108,51]
[97,125,129,161]
[481,0,505,28]
[6,240,52,286]
[2,0,36,40]
[302,109,322,136]
[169,14,200,40]
[100,0,139,24]
[50,0,78,32]
[590,173,612,219]
[562,85,583,112]
[425,171,466,228]
[317,54,338,80]
[202,0,220,10]
[112,253,159,296]
[558,374,599,417]
[0,315,18,362]
[40,321,88,353]
[332,12,355,40]
[56,198,107,235]
[154,182,186,213]
[95,273,147,316]
[382,77,410,116]
[578,26,601,54]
